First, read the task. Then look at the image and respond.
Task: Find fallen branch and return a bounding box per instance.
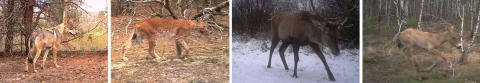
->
[191,1,229,20]
[62,17,106,43]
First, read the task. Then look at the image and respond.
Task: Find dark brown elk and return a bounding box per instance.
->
[266,11,345,81]
[25,23,76,73]
[393,24,460,72]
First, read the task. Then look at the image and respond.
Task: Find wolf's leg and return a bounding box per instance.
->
[52,46,60,68]
[41,49,50,69]
[25,56,29,72]
[32,47,43,73]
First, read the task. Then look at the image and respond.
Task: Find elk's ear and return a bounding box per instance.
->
[449,26,455,31]
[311,19,326,31]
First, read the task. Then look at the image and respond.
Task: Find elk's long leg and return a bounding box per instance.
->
[422,49,444,72]
[41,49,50,69]
[278,42,290,70]
[310,43,336,81]
[292,44,300,78]
[267,37,280,68]
[403,47,420,72]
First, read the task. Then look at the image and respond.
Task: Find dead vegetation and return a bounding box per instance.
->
[110,0,229,82]
[363,23,480,82]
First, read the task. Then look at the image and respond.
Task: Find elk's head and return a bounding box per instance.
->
[445,25,461,48]
[310,18,344,56]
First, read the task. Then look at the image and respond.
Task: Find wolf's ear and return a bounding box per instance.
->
[67,29,76,35]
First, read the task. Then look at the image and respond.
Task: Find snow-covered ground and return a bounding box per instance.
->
[232,38,359,83]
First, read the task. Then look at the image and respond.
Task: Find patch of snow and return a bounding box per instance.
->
[232,38,359,83]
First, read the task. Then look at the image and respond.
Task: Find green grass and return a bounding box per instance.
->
[363,16,420,34]
[68,22,107,51]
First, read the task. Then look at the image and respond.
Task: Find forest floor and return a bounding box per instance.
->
[232,35,359,83]
[110,16,229,83]
[363,23,480,82]
[0,51,108,82]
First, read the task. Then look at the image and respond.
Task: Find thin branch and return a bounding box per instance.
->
[192,1,229,20]
[61,17,106,43]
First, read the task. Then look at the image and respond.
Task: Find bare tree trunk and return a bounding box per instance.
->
[458,0,465,62]
[163,0,178,19]
[394,0,408,32]
[459,7,480,64]
[22,0,36,55]
[50,0,65,25]
[417,0,424,30]
[3,0,15,54]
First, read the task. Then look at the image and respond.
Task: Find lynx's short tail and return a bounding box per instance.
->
[132,32,142,44]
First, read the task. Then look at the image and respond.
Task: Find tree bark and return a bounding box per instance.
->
[163,0,178,19]
[3,0,15,54]
[417,0,424,29]
[22,0,36,55]
[459,7,480,64]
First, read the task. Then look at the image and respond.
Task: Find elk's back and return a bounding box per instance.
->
[399,28,439,49]
[276,12,315,43]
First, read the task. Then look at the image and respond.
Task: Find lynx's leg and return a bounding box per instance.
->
[174,28,191,59]
[148,36,159,59]
[175,40,183,58]
[179,38,190,58]
[121,30,136,61]
[40,49,50,69]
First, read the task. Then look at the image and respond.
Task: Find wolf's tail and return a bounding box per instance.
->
[27,34,35,63]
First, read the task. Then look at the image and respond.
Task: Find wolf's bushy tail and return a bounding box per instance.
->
[27,35,35,63]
